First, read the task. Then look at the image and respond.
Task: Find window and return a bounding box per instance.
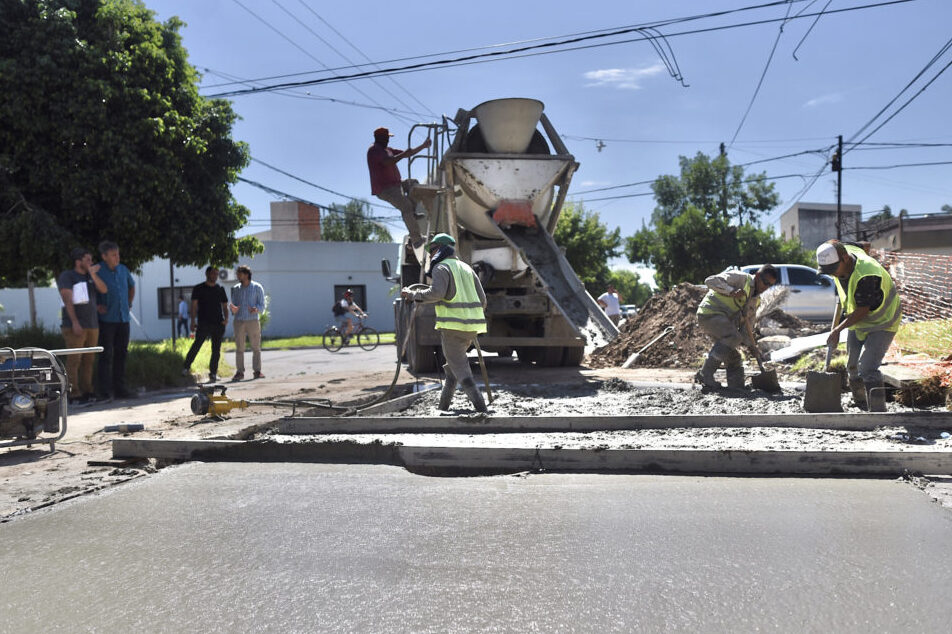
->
[333,284,366,310]
[786,268,820,286]
[157,287,193,319]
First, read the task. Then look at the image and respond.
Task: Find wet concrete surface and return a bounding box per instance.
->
[3,463,952,632]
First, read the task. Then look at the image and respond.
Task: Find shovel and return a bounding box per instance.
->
[743,312,781,392]
[803,300,843,412]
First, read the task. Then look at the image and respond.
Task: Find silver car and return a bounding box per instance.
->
[740,264,837,321]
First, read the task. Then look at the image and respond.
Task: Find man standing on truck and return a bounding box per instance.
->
[401,233,489,412]
[695,264,778,389]
[816,240,901,412]
[367,126,431,248]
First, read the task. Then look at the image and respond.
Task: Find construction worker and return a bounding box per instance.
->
[695,264,779,389]
[816,240,901,412]
[401,233,488,412]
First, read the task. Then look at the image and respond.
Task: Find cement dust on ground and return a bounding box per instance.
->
[0,364,404,521]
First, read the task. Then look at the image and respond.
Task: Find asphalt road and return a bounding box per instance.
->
[3,463,951,632]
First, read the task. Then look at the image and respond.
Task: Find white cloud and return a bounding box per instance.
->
[583,64,665,89]
[803,93,844,108]
[580,180,611,187]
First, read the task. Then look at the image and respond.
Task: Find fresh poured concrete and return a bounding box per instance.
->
[3,463,952,632]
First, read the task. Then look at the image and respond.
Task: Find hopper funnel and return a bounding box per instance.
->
[472,98,544,153]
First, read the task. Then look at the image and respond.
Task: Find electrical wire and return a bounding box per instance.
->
[844,34,952,153]
[229,0,415,125]
[207,0,915,98]
[293,0,435,117]
[728,1,794,147]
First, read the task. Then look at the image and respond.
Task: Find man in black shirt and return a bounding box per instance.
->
[182,266,229,382]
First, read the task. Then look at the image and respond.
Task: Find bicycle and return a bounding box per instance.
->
[322,317,379,352]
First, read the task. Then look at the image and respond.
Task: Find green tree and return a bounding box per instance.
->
[867,205,894,223]
[608,269,653,307]
[941,204,952,214]
[651,152,779,226]
[0,0,260,287]
[321,199,393,242]
[627,152,810,288]
[553,202,622,290]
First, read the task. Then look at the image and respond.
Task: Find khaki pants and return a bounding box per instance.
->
[233,319,262,373]
[376,183,422,244]
[61,327,99,397]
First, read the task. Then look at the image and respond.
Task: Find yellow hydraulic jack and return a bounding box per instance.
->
[190,385,249,417]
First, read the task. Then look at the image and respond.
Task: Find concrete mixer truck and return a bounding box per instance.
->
[382,98,619,372]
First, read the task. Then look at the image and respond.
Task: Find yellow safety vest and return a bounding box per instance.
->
[834,245,901,339]
[434,258,487,334]
[697,274,753,319]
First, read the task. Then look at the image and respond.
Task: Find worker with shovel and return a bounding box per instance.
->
[402,233,489,412]
[816,240,901,412]
[695,264,779,389]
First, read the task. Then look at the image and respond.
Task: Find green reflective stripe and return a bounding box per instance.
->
[835,245,901,334]
[697,275,752,317]
[434,258,487,334]
[435,316,487,324]
[854,308,901,336]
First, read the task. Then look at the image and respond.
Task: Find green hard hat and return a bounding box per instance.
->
[429,233,456,247]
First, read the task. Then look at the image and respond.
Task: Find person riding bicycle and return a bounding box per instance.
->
[335,289,367,342]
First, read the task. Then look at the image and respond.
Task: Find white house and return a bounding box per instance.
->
[0,240,401,340]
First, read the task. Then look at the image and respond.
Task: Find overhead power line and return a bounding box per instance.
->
[207,0,914,99]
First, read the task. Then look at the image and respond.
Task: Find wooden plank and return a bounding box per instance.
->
[278,411,952,435]
[398,446,952,476]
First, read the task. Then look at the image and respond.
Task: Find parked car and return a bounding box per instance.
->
[738,264,837,321]
[619,304,638,320]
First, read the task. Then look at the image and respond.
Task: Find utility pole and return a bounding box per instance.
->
[832,135,843,240]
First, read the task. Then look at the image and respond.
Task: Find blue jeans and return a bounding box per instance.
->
[846,329,895,385]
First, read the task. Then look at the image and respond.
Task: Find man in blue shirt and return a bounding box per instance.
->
[95,240,136,400]
[229,264,266,381]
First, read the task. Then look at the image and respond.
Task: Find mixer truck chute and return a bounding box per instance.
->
[389,98,619,372]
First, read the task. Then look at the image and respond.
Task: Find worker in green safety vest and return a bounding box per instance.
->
[401,233,489,412]
[816,240,901,412]
[695,264,779,389]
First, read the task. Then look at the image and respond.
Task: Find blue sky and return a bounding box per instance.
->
[147,0,952,274]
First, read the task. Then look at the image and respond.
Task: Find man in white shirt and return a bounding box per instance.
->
[597,284,623,325]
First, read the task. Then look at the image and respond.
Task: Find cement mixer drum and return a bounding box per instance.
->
[446,98,575,239]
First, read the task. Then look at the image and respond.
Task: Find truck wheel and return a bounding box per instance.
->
[516,347,539,364]
[561,347,585,367]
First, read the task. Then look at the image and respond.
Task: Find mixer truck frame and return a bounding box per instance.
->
[382,98,618,373]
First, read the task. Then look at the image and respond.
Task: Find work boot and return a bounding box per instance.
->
[439,364,457,411]
[459,377,487,413]
[694,356,722,388]
[849,379,867,408]
[866,381,887,412]
[725,365,746,390]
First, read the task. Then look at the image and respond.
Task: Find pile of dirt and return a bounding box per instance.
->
[761,309,817,331]
[588,283,709,369]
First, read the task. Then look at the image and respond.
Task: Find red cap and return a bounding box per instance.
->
[373,127,393,140]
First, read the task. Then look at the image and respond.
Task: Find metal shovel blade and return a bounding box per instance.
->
[751,368,781,393]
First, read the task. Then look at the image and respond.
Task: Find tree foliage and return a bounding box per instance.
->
[607,269,653,307]
[321,200,393,242]
[553,202,622,291]
[627,152,812,288]
[0,0,260,286]
[651,152,779,226]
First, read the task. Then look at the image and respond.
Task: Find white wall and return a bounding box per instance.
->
[0,241,401,340]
